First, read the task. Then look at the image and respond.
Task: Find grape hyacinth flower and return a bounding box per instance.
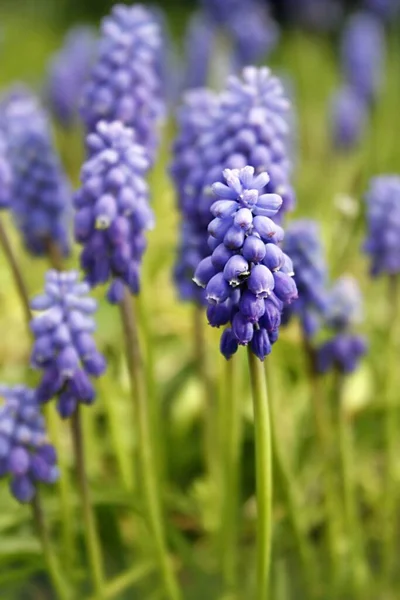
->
[0,385,58,503]
[30,270,106,418]
[171,67,295,302]
[341,12,385,104]
[363,176,400,276]
[81,4,164,161]
[0,133,11,208]
[316,276,367,374]
[46,26,97,127]
[182,12,216,90]
[282,220,328,338]
[330,87,367,150]
[0,90,71,257]
[75,120,153,303]
[364,0,399,20]
[193,166,297,360]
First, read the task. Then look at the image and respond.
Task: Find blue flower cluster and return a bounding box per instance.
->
[282,220,328,338]
[74,120,153,303]
[81,4,164,161]
[193,166,297,361]
[341,12,385,104]
[31,270,106,418]
[330,86,367,150]
[0,133,12,209]
[46,26,97,127]
[364,176,400,276]
[171,67,295,302]
[0,385,58,503]
[200,0,278,67]
[316,276,367,374]
[364,0,399,20]
[182,12,216,90]
[0,90,71,257]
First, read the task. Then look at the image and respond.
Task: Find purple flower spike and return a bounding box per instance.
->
[330,87,368,150]
[171,66,295,302]
[193,166,297,360]
[75,120,154,301]
[30,271,106,418]
[45,26,97,127]
[0,386,58,503]
[0,89,71,257]
[364,176,400,276]
[81,4,164,161]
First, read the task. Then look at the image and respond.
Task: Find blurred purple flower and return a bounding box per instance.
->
[330,86,367,150]
[31,270,106,418]
[45,25,97,127]
[0,385,58,503]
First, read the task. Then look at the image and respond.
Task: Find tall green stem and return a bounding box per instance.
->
[382,275,400,583]
[119,289,181,600]
[0,216,31,328]
[334,371,367,596]
[71,407,105,598]
[304,340,342,590]
[220,355,242,594]
[31,492,71,600]
[193,304,217,487]
[247,348,272,599]
[265,360,318,598]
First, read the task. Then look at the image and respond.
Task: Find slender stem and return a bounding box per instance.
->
[382,275,400,583]
[303,339,342,590]
[334,371,367,596]
[0,216,31,328]
[247,348,272,600]
[31,492,71,600]
[220,355,242,594]
[71,406,105,598]
[264,360,318,598]
[119,288,181,600]
[193,304,217,486]
[44,237,65,271]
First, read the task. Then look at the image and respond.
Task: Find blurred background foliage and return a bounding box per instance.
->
[0,0,399,598]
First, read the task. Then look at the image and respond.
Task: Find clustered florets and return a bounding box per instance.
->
[0,90,71,257]
[193,166,297,360]
[172,67,295,302]
[0,386,58,503]
[74,120,153,303]
[31,271,106,418]
[282,219,328,338]
[80,3,164,161]
[364,175,400,276]
[316,276,367,374]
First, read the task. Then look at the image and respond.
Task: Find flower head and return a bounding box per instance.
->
[341,11,385,103]
[364,176,400,276]
[193,166,297,360]
[0,90,71,257]
[171,67,295,302]
[316,275,367,374]
[0,385,58,503]
[74,120,153,303]
[81,4,164,160]
[282,219,328,338]
[330,86,367,150]
[46,26,97,127]
[30,270,106,418]
[0,133,12,209]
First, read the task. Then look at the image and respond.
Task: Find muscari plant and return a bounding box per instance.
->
[0,1,400,599]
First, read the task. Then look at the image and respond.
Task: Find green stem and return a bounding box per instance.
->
[382,275,400,583]
[193,304,217,487]
[334,371,367,596]
[247,348,272,600]
[220,354,242,594]
[31,492,71,600]
[0,216,31,329]
[304,340,342,592]
[119,289,181,600]
[71,406,105,598]
[264,360,318,598]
